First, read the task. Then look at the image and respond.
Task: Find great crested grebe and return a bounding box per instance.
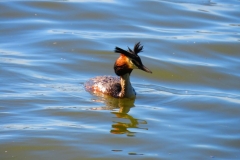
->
[84,42,152,98]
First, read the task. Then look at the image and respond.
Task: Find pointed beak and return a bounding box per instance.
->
[139,65,152,73]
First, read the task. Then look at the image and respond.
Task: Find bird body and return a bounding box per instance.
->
[84,42,152,98]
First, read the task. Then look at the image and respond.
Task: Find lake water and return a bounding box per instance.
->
[1,0,240,159]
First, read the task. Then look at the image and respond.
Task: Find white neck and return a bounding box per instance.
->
[118,73,136,98]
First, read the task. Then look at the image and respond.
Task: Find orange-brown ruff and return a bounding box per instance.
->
[84,42,152,98]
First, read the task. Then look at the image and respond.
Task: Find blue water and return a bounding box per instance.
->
[1,0,240,159]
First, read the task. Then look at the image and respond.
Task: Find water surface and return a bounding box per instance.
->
[1,0,240,159]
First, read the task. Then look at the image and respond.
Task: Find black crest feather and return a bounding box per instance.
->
[114,42,143,58]
[115,47,134,58]
[134,42,143,55]
[128,47,133,53]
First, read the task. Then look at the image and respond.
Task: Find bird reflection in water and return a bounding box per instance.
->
[89,95,148,136]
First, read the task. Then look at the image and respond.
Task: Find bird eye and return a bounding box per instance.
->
[131,59,139,66]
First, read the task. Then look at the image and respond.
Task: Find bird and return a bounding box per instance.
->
[84,42,152,98]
